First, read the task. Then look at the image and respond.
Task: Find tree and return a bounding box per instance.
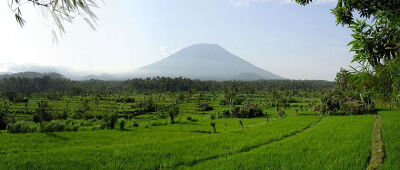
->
[0,102,14,130]
[168,104,180,124]
[8,0,98,39]
[296,0,399,72]
[296,0,400,107]
[33,101,53,123]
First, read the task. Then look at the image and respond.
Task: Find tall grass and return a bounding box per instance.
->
[380,109,400,169]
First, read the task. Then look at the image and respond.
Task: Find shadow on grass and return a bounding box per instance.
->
[296,113,319,116]
[45,132,68,140]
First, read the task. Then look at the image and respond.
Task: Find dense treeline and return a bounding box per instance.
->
[0,75,335,95]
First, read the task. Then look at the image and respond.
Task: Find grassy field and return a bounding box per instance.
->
[0,92,399,169]
[380,108,400,170]
[192,115,374,169]
[0,115,318,169]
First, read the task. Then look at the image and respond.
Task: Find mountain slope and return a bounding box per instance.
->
[135,44,284,80]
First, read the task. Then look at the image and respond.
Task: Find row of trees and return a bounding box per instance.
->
[0,76,335,96]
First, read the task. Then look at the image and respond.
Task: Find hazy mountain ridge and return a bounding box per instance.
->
[135,44,284,81]
[1,44,285,81]
[0,72,64,79]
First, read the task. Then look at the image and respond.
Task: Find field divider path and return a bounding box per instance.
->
[173,116,324,168]
[366,115,385,170]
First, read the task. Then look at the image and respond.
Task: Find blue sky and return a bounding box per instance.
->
[0,0,354,80]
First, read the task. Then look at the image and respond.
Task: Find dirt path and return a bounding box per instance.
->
[367,115,385,170]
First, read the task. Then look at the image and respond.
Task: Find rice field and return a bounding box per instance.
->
[0,93,398,169]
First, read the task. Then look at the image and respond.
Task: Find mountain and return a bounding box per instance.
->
[135,44,284,81]
[81,73,116,80]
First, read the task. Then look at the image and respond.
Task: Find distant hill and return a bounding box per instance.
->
[134,44,284,81]
[81,73,116,80]
[0,72,64,79]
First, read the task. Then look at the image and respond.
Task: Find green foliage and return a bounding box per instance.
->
[138,97,157,114]
[9,0,98,38]
[118,118,126,131]
[7,121,39,133]
[39,120,79,132]
[227,104,264,118]
[2,91,28,103]
[132,122,139,127]
[320,88,375,115]
[0,76,335,95]
[168,104,180,124]
[0,102,14,130]
[296,0,399,108]
[101,110,118,129]
[220,86,243,105]
[195,103,213,111]
[278,110,286,118]
[115,97,135,103]
[33,101,53,123]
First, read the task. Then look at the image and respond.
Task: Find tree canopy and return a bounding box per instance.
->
[296,0,400,107]
[8,0,98,38]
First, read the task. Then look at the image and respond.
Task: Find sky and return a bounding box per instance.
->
[0,0,355,80]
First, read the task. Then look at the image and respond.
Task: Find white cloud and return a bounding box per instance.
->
[160,47,180,57]
[228,0,337,7]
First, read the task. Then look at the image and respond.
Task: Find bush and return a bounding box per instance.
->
[230,104,264,118]
[40,120,65,132]
[222,109,231,118]
[132,122,139,127]
[115,97,135,103]
[7,121,39,133]
[195,103,213,111]
[39,120,80,132]
[320,89,375,115]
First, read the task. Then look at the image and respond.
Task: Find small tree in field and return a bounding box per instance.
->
[239,120,244,128]
[168,104,180,124]
[33,101,53,123]
[210,114,216,133]
[0,102,14,130]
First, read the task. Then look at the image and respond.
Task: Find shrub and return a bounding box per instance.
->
[320,89,375,115]
[195,103,213,111]
[39,120,80,132]
[230,104,264,118]
[222,109,231,118]
[115,97,135,103]
[7,121,39,133]
[132,122,139,127]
